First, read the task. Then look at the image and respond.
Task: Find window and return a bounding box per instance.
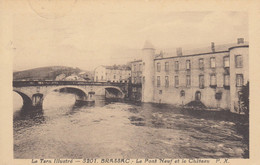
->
[114,75,116,79]
[215,92,222,100]
[180,90,185,97]
[186,75,191,87]
[175,61,179,71]
[224,74,230,86]
[199,58,204,70]
[165,76,169,87]
[224,56,230,68]
[157,63,161,72]
[134,77,137,84]
[195,91,201,101]
[139,64,142,71]
[235,55,243,68]
[165,62,169,72]
[210,74,217,86]
[101,76,103,80]
[236,74,244,87]
[175,76,179,87]
[139,77,142,83]
[210,57,216,68]
[134,65,136,71]
[199,75,204,89]
[159,90,163,94]
[157,76,160,87]
[186,60,191,70]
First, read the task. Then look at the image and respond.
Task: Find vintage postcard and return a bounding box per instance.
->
[0,0,260,164]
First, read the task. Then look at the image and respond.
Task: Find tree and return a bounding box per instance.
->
[239,81,249,115]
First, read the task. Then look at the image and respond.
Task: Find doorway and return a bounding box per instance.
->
[195,91,201,101]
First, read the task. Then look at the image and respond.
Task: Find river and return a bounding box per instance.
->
[13,92,249,159]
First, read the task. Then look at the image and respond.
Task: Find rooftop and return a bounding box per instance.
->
[103,65,131,70]
[131,41,249,63]
[160,42,249,58]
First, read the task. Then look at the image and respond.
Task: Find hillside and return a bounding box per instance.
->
[13,66,93,81]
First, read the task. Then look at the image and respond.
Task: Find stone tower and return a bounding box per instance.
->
[142,40,155,102]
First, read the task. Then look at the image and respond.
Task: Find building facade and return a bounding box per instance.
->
[131,39,249,113]
[94,65,131,83]
[130,60,143,101]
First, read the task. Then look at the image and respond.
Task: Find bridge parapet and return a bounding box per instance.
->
[13,80,128,87]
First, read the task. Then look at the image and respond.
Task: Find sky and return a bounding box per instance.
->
[12,1,248,71]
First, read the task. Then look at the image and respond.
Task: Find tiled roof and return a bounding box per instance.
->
[103,65,131,70]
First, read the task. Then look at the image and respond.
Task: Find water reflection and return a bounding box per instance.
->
[13,92,249,159]
[13,108,45,130]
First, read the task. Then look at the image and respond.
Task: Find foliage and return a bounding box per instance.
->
[239,81,249,115]
[13,66,84,81]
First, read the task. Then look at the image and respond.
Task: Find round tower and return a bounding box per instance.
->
[229,42,249,113]
[142,40,155,102]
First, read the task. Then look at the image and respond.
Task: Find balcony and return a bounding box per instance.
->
[210,85,217,89]
[223,85,230,90]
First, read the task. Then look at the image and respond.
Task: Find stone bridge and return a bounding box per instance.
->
[13,81,128,109]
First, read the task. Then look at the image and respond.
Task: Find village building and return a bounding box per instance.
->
[131,38,249,113]
[64,74,85,81]
[94,65,131,83]
[55,74,66,81]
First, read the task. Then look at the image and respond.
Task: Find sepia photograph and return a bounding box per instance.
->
[1,0,256,163]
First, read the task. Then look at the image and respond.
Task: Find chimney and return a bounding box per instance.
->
[176,47,182,56]
[211,42,215,52]
[237,38,244,44]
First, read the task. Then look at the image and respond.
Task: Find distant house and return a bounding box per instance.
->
[64,74,85,81]
[78,71,93,81]
[94,65,131,83]
[55,74,66,81]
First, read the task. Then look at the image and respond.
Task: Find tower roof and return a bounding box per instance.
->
[143,40,155,49]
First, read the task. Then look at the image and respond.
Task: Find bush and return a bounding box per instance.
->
[239,81,249,115]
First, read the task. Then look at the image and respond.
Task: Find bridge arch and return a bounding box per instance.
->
[13,90,32,108]
[95,86,125,98]
[46,86,89,100]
